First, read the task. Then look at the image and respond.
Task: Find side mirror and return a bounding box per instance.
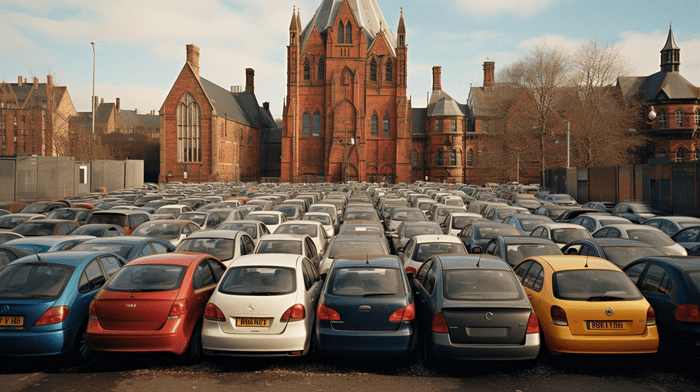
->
[471,246,483,254]
[397,247,405,253]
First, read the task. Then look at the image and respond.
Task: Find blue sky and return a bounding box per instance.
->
[2,0,698,118]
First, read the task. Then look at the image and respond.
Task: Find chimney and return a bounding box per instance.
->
[483,61,495,89]
[245,68,255,94]
[186,44,200,79]
[94,96,99,110]
[46,75,52,86]
[116,97,120,112]
[18,76,22,86]
[100,97,104,104]
[432,66,441,91]
[134,108,138,114]
[263,102,270,111]
[33,77,39,88]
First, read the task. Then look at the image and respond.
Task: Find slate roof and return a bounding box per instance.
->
[469,84,521,118]
[300,0,397,55]
[411,108,426,135]
[120,110,159,128]
[427,89,466,117]
[618,72,699,104]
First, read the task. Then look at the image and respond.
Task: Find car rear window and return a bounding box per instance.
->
[219,267,295,295]
[250,215,280,225]
[218,223,257,238]
[626,230,675,246]
[443,269,523,301]
[452,216,480,230]
[256,240,302,255]
[506,244,561,265]
[13,222,57,236]
[105,264,187,292]
[519,217,549,231]
[177,238,234,261]
[132,223,181,239]
[47,210,78,220]
[329,241,385,258]
[406,225,442,237]
[0,263,75,299]
[551,228,591,243]
[687,272,700,295]
[552,270,642,301]
[178,213,206,226]
[89,213,126,226]
[477,226,520,239]
[305,214,331,225]
[600,245,665,268]
[327,267,404,297]
[275,224,317,237]
[412,242,466,263]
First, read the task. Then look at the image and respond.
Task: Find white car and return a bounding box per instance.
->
[530,223,592,248]
[274,220,330,255]
[216,220,271,246]
[592,224,687,256]
[201,254,322,357]
[246,211,286,233]
[175,229,256,266]
[254,233,322,267]
[154,204,193,217]
[398,234,468,275]
[303,212,336,238]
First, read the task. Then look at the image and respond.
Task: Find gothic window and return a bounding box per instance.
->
[659,150,666,158]
[399,36,404,47]
[345,22,352,44]
[303,59,310,80]
[338,22,344,44]
[370,59,377,81]
[466,149,474,167]
[383,115,390,137]
[318,59,325,80]
[312,111,321,136]
[676,109,684,128]
[482,120,489,133]
[386,60,392,82]
[658,110,666,129]
[302,113,310,137]
[677,147,685,163]
[177,93,201,163]
[371,114,378,136]
[450,149,457,166]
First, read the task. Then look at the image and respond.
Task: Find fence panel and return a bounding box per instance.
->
[576,169,589,204]
[0,159,16,202]
[15,156,37,203]
[588,167,617,203]
[671,163,696,216]
[618,165,634,202]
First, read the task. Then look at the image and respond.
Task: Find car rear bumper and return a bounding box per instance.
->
[0,328,73,356]
[86,318,190,355]
[201,319,310,356]
[545,325,659,354]
[314,322,417,356]
[431,332,540,361]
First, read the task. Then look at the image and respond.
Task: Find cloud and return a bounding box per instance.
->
[449,0,561,19]
[618,30,700,84]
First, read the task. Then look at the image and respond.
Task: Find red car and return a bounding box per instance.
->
[87,253,226,363]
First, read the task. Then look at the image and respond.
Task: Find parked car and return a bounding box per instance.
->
[274,220,330,255]
[389,221,443,255]
[530,223,592,248]
[46,208,94,225]
[87,210,151,235]
[216,220,271,246]
[176,230,255,267]
[318,234,390,274]
[398,234,468,275]
[0,213,46,229]
[561,238,666,269]
[69,224,126,237]
[73,236,175,262]
[569,214,632,234]
[592,224,687,256]
[612,202,659,224]
[483,236,562,267]
[130,219,201,247]
[440,212,484,236]
[254,234,322,268]
[0,245,32,269]
[643,216,700,238]
[582,201,616,214]
[0,232,24,245]
[4,236,95,253]
[458,222,521,253]
[11,219,80,237]
[246,211,287,234]
[303,212,337,238]
[177,211,224,230]
[671,225,700,251]
[502,214,554,236]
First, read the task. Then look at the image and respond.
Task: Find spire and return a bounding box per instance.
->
[397,8,405,35]
[660,24,680,73]
[290,6,298,32]
[296,9,301,33]
[662,23,680,50]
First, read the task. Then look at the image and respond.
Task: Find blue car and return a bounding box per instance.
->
[623,256,700,361]
[313,255,417,357]
[0,250,125,358]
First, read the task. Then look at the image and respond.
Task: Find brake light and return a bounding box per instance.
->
[35,306,69,326]
[316,303,341,321]
[125,227,133,235]
[281,304,306,321]
[204,303,225,322]
[89,301,97,320]
[646,306,656,326]
[167,299,188,319]
[526,312,539,334]
[550,305,568,326]
[674,304,700,323]
[405,267,417,275]
[431,312,449,333]
[389,303,416,322]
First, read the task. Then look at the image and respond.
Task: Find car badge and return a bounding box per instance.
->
[0,305,9,314]
[131,295,135,298]
[605,307,614,316]
[126,304,136,308]
[485,312,494,321]
[247,303,255,312]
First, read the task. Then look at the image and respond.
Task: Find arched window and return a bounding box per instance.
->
[371,114,378,136]
[370,59,377,81]
[677,147,685,163]
[411,150,419,167]
[466,149,473,167]
[338,22,344,44]
[312,111,321,136]
[302,113,310,137]
[450,149,457,166]
[659,150,666,158]
[386,60,392,82]
[177,93,201,163]
[345,22,352,44]
[383,115,390,137]
[303,59,310,80]
[318,59,325,80]
[658,110,666,128]
[676,109,684,128]
[695,109,700,127]
[399,36,404,47]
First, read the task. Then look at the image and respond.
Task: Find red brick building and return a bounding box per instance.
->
[281,0,411,183]
[159,44,280,183]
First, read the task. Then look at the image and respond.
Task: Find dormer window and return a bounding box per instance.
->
[338,22,344,44]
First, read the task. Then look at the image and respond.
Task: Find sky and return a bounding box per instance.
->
[1,0,699,118]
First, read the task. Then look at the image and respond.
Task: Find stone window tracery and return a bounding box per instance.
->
[370,59,377,82]
[676,109,684,128]
[312,111,321,136]
[345,22,352,44]
[177,93,201,163]
[318,59,325,80]
[386,60,392,82]
[466,149,474,167]
[658,110,666,129]
[338,22,344,44]
[303,59,310,80]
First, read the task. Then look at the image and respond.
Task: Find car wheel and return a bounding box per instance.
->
[71,326,90,363]
[182,323,203,365]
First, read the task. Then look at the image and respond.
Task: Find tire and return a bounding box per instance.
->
[182,323,203,365]
[71,326,90,364]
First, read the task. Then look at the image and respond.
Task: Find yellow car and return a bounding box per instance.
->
[513,255,658,355]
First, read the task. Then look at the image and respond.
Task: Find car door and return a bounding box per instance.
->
[635,263,676,330]
[305,237,319,266]
[192,258,221,319]
[412,259,437,334]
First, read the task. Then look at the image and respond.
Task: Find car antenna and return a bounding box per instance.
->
[476,253,481,268]
[34,248,42,262]
[366,254,369,265]
[584,254,589,268]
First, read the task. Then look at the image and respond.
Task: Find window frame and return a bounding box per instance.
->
[177,93,201,163]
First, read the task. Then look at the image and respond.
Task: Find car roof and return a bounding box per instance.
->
[436,254,511,271]
[80,236,167,245]
[498,236,558,245]
[5,235,95,246]
[632,256,700,272]
[412,234,463,244]
[332,254,401,269]
[186,230,243,240]
[569,238,656,247]
[13,250,114,266]
[229,253,302,267]
[93,210,149,216]
[259,233,308,241]
[537,223,587,229]
[647,216,700,223]
[128,252,206,267]
[526,255,617,271]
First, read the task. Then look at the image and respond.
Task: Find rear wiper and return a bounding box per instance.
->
[587,296,627,301]
[363,293,394,297]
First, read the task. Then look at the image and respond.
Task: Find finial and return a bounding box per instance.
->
[401,7,403,14]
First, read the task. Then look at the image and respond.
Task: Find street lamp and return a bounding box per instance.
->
[91,41,101,135]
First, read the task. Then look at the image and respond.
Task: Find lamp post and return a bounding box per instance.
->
[91,41,101,135]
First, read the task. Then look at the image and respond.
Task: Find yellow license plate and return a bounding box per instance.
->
[236,318,270,327]
[0,316,23,327]
[587,321,624,330]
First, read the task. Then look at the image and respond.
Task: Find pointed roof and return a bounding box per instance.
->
[300,0,397,54]
[427,89,466,117]
[289,7,298,31]
[397,8,405,35]
[618,72,699,103]
[662,25,680,51]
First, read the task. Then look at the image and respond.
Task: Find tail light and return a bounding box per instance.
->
[124,227,133,235]
[430,312,449,333]
[281,304,306,322]
[389,303,416,322]
[204,303,225,322]
[550,305,568,326]
[316,303,341,321]
[35,306,70,326]
[647,306,656,326]
[405,267,417,275]
[88,301,97,320]
[674,304,700,323]
[526,312,539,334]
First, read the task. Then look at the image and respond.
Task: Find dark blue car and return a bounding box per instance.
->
[0,251,125,359]
[71,236,175,262]
[313,255,417,357]
[623,256,700,360]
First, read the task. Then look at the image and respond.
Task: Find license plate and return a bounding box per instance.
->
[0,316,23,327]
[587,321,624,330]
[236,318,270,327]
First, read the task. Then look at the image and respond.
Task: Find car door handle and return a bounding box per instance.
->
[527,294,533,299]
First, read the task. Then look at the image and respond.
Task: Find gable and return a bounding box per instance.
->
[159,63,213,114]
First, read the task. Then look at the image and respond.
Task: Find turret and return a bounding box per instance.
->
[661,24,680,73]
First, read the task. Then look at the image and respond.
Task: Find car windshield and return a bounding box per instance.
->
[89,214,126,226]
[177,238,235,261]
[309,206,334,215]
[305,215,331,225]
[600,219,627,226]
[0,263,75,299]
[551,228,591,243]
[275,224,317,237]
[552,270,642,301]
[445,199,463,206]
[517,200,541,209]
[327,267,404,297]
[345,211,377,221]
[71,226,106,236]
[329,241,385,258]
[218,223,257,238]
[249,215,280,225]
[412,242,466,263]
[178,213,207,226]
[624,229,675,246]
[405,225,441,238]
[72,243,133,258]
[443,269,523,300]
[477,226,520,239]
[274,206,298,218]
[0,215,31,228]
[21,204,51,213]
[219,267,295,296]
[256,240,302,254]
[131,223,181,239]
[437,208,463,218]
[601,245,665,268]
[13,222,57,236]
[506,244,562,266]
[554,195,575,203]
[105,264,187,292]
[452,216,481,230]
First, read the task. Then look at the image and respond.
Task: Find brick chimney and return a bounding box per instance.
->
[93,96,99,110]
[432,66,441,91]
[46,75,52,86]
[100,97,104,104]
[245,68,255,94]
[116,97,120,112]
[263,102,270,111]
[483,61,495,89]
[186,44,200,79]
[17,76,22,86]
[33,77,39,88]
